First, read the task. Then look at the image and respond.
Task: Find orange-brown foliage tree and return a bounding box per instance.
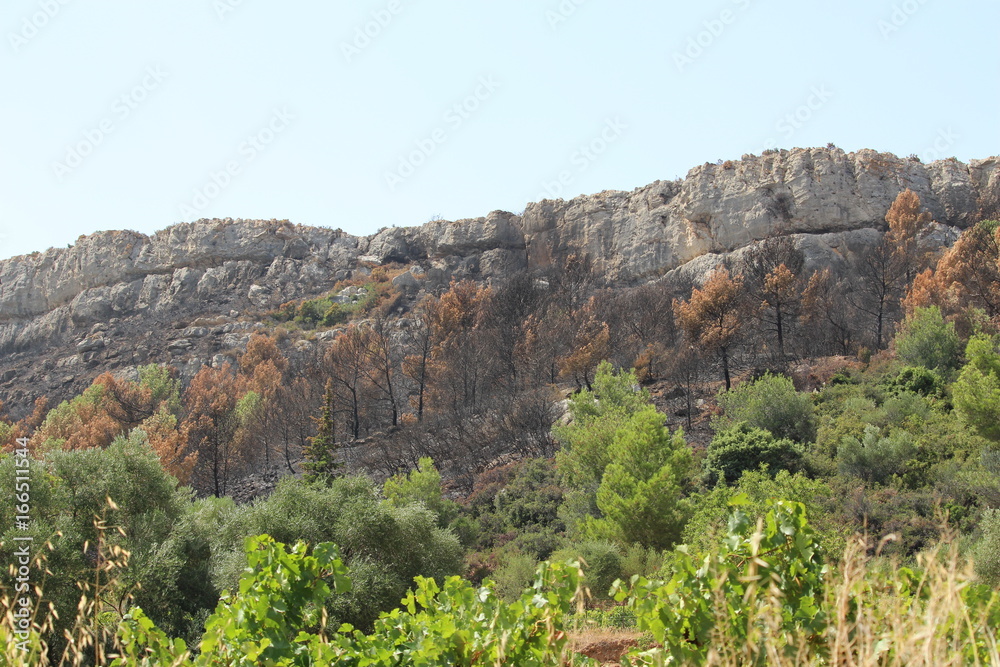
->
[29,382,121,452]
[2,397,48,453]
[557,299,611,390]
[239,333,290,465]
[903,220,1000,334]
[182,364,251,496]
[94,372,157,429]
[674,268,749,390]
[139,407,197,484]
[425,280,493,415]
[741,236,805,359]
[761,264,799,357]
[886,189,934,285]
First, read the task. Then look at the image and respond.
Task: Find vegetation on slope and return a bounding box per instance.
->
[2,191,1000,664]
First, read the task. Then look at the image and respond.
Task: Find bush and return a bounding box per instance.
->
[893,366,944,396]
[0,432,190,654]
[716,373,817,443]
[466,458,565,551]
[493,458,564,533]
[682,469,843,557]
[973,508,1000,586]
[875,390,931,429]
[619,542,665,582]
[211,476,464,630]
[384,457,459,528]
[953,334,1000,443]
[703,423,803,486]
[894,306,962,373]
[550,541,622,599]
[837,426,915,485]
[492,552,540,602]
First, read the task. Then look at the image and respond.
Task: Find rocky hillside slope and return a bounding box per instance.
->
[1,147,997,417]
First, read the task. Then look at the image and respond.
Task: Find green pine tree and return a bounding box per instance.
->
[303,380,340,480]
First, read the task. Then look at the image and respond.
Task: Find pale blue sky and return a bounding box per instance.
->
[1,0,997,260]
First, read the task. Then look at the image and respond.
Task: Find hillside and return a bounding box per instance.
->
[5,145,1000,665]
[1,147,997,419]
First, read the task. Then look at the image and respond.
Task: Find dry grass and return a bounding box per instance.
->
[690,535,1000,667]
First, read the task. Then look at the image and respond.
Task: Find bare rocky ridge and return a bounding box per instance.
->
[1,147,997,417]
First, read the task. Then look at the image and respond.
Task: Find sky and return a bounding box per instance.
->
[1,0,998,261]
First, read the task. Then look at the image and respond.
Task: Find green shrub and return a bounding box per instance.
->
[384,457,459,528]
[507,527,565,561]
[554,361,652,490]
[716,373,817,443]
[953,334,1000,442]
[837,425,915,485]
[682,469,843,557]
[276,282,388,329]
[492,552,540,602]
[619,542,665,582]
[893,366,944,396]
[973,508,1000,586]
[493,458,564,533]
[0,432,190,654]
[894,305,962,373]
[211,476,463,630]
[704,423,803,486]
[467,458,565,552]
[550,541,621,599]
[876,390,932,428]
[577,405,692,551]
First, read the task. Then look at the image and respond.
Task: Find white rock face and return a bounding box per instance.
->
[0,149,997,356]
[522,149,998,281]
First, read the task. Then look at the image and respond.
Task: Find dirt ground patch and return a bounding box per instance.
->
[571,629,643,664]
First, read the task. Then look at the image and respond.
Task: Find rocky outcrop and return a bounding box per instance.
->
[522,148,999,281]
[1,147,997,416]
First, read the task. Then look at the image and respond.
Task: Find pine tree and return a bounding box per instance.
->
[674,267,750,390]
[303,380,340,481]
[182,364,251,497]
[885,188,933,285]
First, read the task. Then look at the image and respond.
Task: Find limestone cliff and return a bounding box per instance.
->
[1,147,997,416]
